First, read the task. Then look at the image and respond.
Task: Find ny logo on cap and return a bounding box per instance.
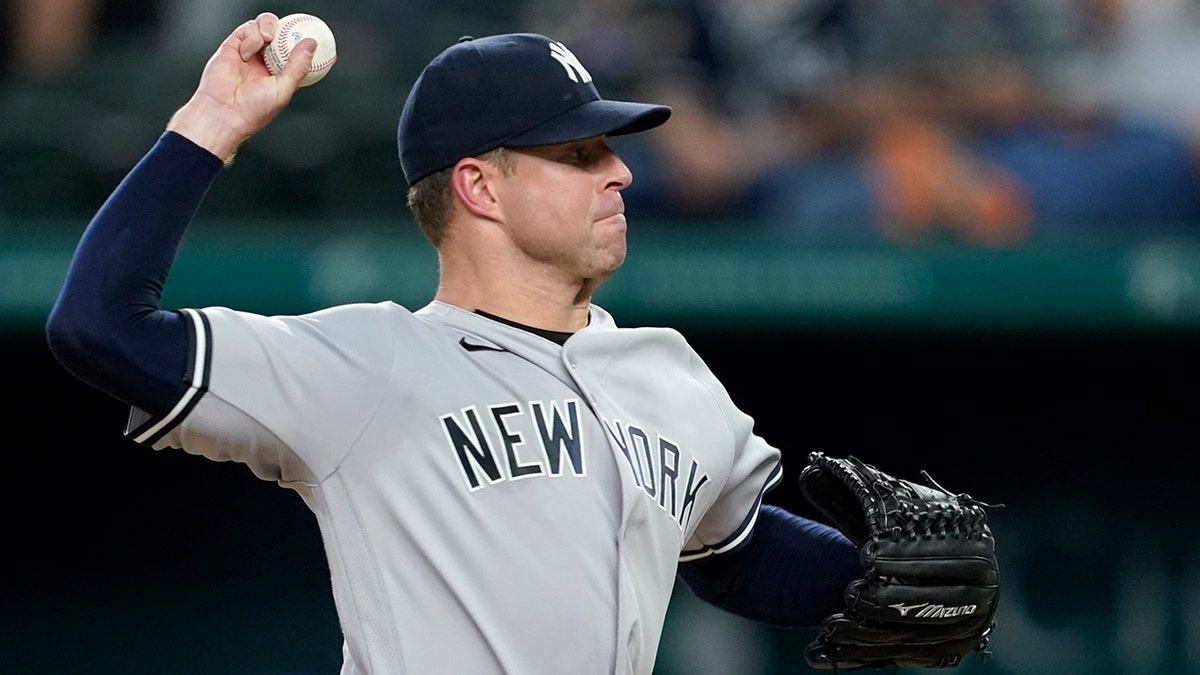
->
[549,42,592,84]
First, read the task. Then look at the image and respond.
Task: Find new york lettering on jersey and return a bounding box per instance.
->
[439,395,711,533]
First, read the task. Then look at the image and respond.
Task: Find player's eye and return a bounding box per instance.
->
[565,146,593,166]
[562,143,609,168]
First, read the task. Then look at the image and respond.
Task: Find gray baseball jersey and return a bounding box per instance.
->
[126,300,782,675]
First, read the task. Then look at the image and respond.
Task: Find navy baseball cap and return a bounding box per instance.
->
[397,33,672,185]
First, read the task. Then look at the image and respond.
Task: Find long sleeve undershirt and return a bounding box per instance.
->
[46,131,219,416]
[678,504,859,627]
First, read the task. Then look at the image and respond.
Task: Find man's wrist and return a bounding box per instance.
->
[166,103,249,166]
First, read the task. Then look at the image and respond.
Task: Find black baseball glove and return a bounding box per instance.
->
[798,452,1001,670]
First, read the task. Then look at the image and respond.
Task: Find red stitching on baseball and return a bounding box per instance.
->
[270,15,335,74]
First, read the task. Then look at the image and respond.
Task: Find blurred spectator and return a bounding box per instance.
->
[1,0,162,82]
[1084,0,1200,139]
[524,0,1200,246]
[837,0,1198,244]
[0,0,173,219]
[2,0,98,82]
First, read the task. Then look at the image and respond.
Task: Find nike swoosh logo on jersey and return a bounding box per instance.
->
[459,337,507,352]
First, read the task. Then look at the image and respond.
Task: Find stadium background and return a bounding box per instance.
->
[3,1,1198,673]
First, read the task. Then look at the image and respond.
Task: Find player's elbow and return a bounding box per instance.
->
[46,299,108,379]
[46,299,80,362]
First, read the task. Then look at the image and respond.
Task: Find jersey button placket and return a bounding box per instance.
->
[563,351,600,412]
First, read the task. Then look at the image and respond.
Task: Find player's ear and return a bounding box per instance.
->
[451,157,501,220]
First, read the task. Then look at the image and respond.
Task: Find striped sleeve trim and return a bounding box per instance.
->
[126,308,212,445]
[678,460,783,563]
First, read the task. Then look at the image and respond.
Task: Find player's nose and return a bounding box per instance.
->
[605,150,633,191]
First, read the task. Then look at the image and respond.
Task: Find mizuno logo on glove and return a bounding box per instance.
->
[889,602,978,618]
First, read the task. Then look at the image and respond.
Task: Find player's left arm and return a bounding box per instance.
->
[676,503,860,627]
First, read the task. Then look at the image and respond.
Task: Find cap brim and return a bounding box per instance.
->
[504,99,671,148]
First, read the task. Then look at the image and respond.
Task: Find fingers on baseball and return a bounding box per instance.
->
[277,38,318,86]
[256,12,280,43]
[231,16,273,62]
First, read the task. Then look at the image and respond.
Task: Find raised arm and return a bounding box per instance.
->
[44,14,317,415]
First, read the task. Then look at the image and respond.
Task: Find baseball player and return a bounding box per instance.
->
[46,13,861,674]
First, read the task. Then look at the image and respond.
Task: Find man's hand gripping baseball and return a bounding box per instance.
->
[167,13,316,164]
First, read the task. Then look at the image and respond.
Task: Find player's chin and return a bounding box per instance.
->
[591,241,627,278]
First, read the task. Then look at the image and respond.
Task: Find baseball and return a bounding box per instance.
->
[262,13,337,87]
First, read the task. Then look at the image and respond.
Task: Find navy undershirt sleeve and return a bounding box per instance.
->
[45,131,223,416]
[677,504,860,627]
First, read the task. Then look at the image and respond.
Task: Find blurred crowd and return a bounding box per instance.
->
[5,0,1200,246]
[521,0,1200,245]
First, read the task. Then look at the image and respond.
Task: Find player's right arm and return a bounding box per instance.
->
[44,14,316,414]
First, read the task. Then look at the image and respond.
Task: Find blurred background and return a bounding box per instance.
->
[3,0,1198,673]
